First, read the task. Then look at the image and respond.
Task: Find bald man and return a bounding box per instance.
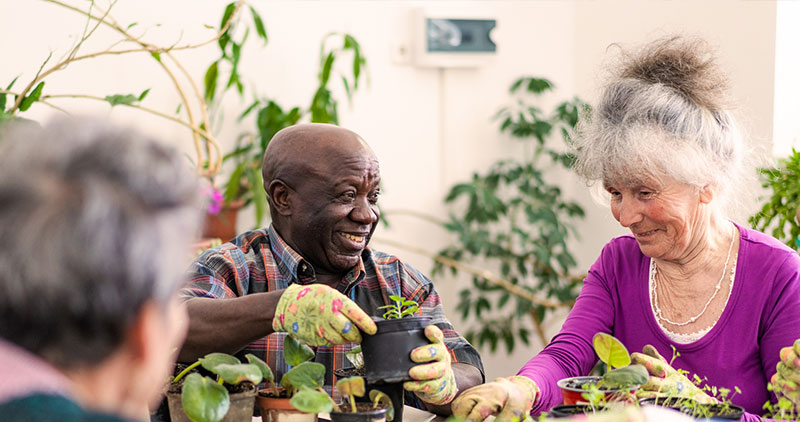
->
[181,124,484,415]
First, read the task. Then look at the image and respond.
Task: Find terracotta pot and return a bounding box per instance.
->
[202,200,245,242]
[257,389,318,422]
[166,382,256,422]
[556,376,638,405]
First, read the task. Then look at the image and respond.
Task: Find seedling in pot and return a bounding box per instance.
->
[378,295,418,319]
[171,352,269,422]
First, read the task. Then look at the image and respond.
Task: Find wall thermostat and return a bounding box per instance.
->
[412,9,497,68]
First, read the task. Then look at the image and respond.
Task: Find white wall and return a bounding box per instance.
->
[1,0,778,381]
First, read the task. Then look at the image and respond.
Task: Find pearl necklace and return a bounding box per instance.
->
[651,224,736,327]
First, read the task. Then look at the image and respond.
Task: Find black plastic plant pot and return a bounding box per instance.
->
[330,404,388,422]
[548,404,607,418]
[335,368,404,422]
[361,316,431,384]
[638,396,690,411]
[695,403,745,420]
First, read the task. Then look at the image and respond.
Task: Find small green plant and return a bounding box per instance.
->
[592,333,648,390]
[344,345,364,370]
[750,148,800,251]
[172,352,270,422]
[377,295,419,320]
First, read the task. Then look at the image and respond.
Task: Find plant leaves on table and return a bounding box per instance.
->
[181,373,230,422]
[336,376,365,398]
[593,332,631,369]
[369,390,394,421]
[246,353,274,383]
[199,352,241,372]
[284,335,315,367]
[284,362,326,390]
[212,362,263,385]
[290,388,334,414]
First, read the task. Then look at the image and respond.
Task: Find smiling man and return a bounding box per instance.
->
[181,123,484,415]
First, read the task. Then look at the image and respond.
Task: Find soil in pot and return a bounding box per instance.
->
[167,382,257,422]
[556,376,639,405]
[639,397,744,420]
[548,404,608,418]
[361,316,431,385]
[330,403,388,422]
[257,389,318,422]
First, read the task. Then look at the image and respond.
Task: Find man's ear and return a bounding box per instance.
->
[268,179,293,216]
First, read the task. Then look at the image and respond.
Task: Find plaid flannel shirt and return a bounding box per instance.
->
[183,226,484,402]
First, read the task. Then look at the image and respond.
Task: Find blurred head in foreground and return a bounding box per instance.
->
[0,117,201,420]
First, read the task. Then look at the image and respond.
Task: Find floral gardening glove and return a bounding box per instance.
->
[771,339,800,409]
[403,325,458,405]
[272,283,377,346]
[631,344,716,404]
[452,376,539,422]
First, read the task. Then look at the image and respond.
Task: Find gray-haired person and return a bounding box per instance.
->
[0,118,201,421]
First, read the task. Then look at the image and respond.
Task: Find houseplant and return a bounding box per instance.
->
[554,333,647,412]
[431,76,588,353]
[257,335,319,422]
[292,376,393,422]
[750,148,800,251]
[167,352,269,422]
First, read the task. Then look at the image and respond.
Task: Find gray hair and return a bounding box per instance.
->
[573,37,747,214]
[0,117,201,369]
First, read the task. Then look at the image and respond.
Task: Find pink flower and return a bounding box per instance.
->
[297,287,310,300]
[331,298,343,314]
[202,185,224,215]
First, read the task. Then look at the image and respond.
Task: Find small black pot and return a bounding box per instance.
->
[548,404,607,418]
[639,397,745,420]
[335,367,403,422]
[361,316,430,384]
[330,404,388,422]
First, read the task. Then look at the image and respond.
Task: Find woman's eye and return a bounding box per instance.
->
[639,191,655,199]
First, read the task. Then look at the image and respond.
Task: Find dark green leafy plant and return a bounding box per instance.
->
[377,295,419,320]
[433,76,588,353]
[750,149,800,251]
[172,352,268,422]
[217,32,367,227]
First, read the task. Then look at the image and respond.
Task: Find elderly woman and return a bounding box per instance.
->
[451,38,800,422]
[0,118,200,421]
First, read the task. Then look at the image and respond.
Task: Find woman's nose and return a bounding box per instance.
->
[616,197,643,228]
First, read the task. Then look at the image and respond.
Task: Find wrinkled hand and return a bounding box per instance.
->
[403,325,458,405]
[631,345,716,404]
[452,376,539,422]
[272,284,377,346]
[771,339,800,408]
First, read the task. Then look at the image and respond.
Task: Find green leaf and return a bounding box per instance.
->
[151,51,161,62]
[370,390,394,421]
[199,352,240,372]
[249,6,267,43]
[290,388,333,414]
[219,2,236,51]
[6,76,19,90]
[320,52,335,86]
[19,82,44,112]
[104,93,138,107]
[602,364,648,389]
[246,354,274,384]
[335,376,365,398]
[0,93,6,112]
[592,333,630,369]
[138,88,150,101]
[212,363,262,385]
[204,61,219,102]
[284,336,315,366]
[247,167,267,227]
[181,373,229,422]
[284,362,326,390]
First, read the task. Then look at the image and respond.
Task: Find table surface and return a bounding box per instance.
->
[251,405,444,422]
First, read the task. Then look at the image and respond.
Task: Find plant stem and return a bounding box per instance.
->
[349,394,357,413]
[173,361,202,384]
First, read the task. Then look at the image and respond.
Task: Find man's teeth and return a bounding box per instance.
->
[343,233,364,242]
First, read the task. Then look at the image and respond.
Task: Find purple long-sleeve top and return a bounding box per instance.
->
[518,222,800,421]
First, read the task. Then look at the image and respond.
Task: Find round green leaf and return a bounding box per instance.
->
[290,388,334,414]
[199,352,241,372]
[284,336,315,367]
[369,390,394,421]
[181,373,230,422]
[212,363,262,385]
[602,364,649,389]
[592,332,630,369]
[285,362,325,390]
[336,376,365,398]
[246,353,274,383]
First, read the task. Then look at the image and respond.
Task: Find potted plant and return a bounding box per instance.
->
[292,375,393,422]
[360,296,428,385]
[166,352,269,422]
[554,333,647,413]
[256,336,320,422]
[640,388,745,420]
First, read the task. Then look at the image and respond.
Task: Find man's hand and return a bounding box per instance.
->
[451,376,539,422]
[631,345,716,404]
[272,284,377,346]
[403,325,458,405]
[771,339,800,409]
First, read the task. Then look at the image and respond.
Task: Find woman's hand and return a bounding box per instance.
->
[771,339,800,409]
[631,345,716,404]
[451,376,539,422]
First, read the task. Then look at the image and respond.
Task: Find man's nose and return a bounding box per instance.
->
[351,197,378,225]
